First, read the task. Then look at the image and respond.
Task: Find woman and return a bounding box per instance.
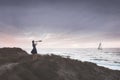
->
[31,40,38,60]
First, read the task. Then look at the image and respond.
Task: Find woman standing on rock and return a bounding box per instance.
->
[31,40,42,60]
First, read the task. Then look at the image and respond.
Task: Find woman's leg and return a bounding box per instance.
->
[33,54,35,60]
[33,54,37,60]
[35,54,38,60]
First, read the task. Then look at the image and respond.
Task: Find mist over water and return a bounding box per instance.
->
[25,48,120,70]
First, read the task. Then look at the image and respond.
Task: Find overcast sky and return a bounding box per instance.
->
[0,0,120,48]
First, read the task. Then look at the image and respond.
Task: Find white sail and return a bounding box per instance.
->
[98,43,102,50]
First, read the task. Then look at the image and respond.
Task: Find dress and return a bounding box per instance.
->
[31,41,37,54]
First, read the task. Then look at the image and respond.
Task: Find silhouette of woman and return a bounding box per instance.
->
[31,40,37,60]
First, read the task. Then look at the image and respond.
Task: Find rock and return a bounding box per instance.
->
[0,47,28,57]
[0,47,28,65]
[0,63,19,75]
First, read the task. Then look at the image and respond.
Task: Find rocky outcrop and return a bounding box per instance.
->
[0,47,28,65]
[0,63,18,76]
[0,48,120,80]
[0,47,28,56]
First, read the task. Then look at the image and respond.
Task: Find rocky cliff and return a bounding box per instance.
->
[0,48,120,80]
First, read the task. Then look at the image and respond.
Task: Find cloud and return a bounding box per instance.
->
[0,0,120,48]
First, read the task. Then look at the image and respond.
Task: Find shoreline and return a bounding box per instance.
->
[0,47,120,80]
[24,48,120,71]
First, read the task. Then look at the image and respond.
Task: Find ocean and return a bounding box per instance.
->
[25,48,120,70]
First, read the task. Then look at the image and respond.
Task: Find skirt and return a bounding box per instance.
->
[31,48,37,54]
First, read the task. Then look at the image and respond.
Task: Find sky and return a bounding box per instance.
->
[0,0,120,48]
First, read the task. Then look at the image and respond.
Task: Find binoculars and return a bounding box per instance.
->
[35,40,42,42]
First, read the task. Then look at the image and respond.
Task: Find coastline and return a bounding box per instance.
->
[0,47,120,80]
[24,48,120,70]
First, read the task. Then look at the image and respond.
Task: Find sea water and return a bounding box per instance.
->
[25,48,120,70]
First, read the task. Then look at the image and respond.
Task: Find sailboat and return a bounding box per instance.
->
[98,43,102,50]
